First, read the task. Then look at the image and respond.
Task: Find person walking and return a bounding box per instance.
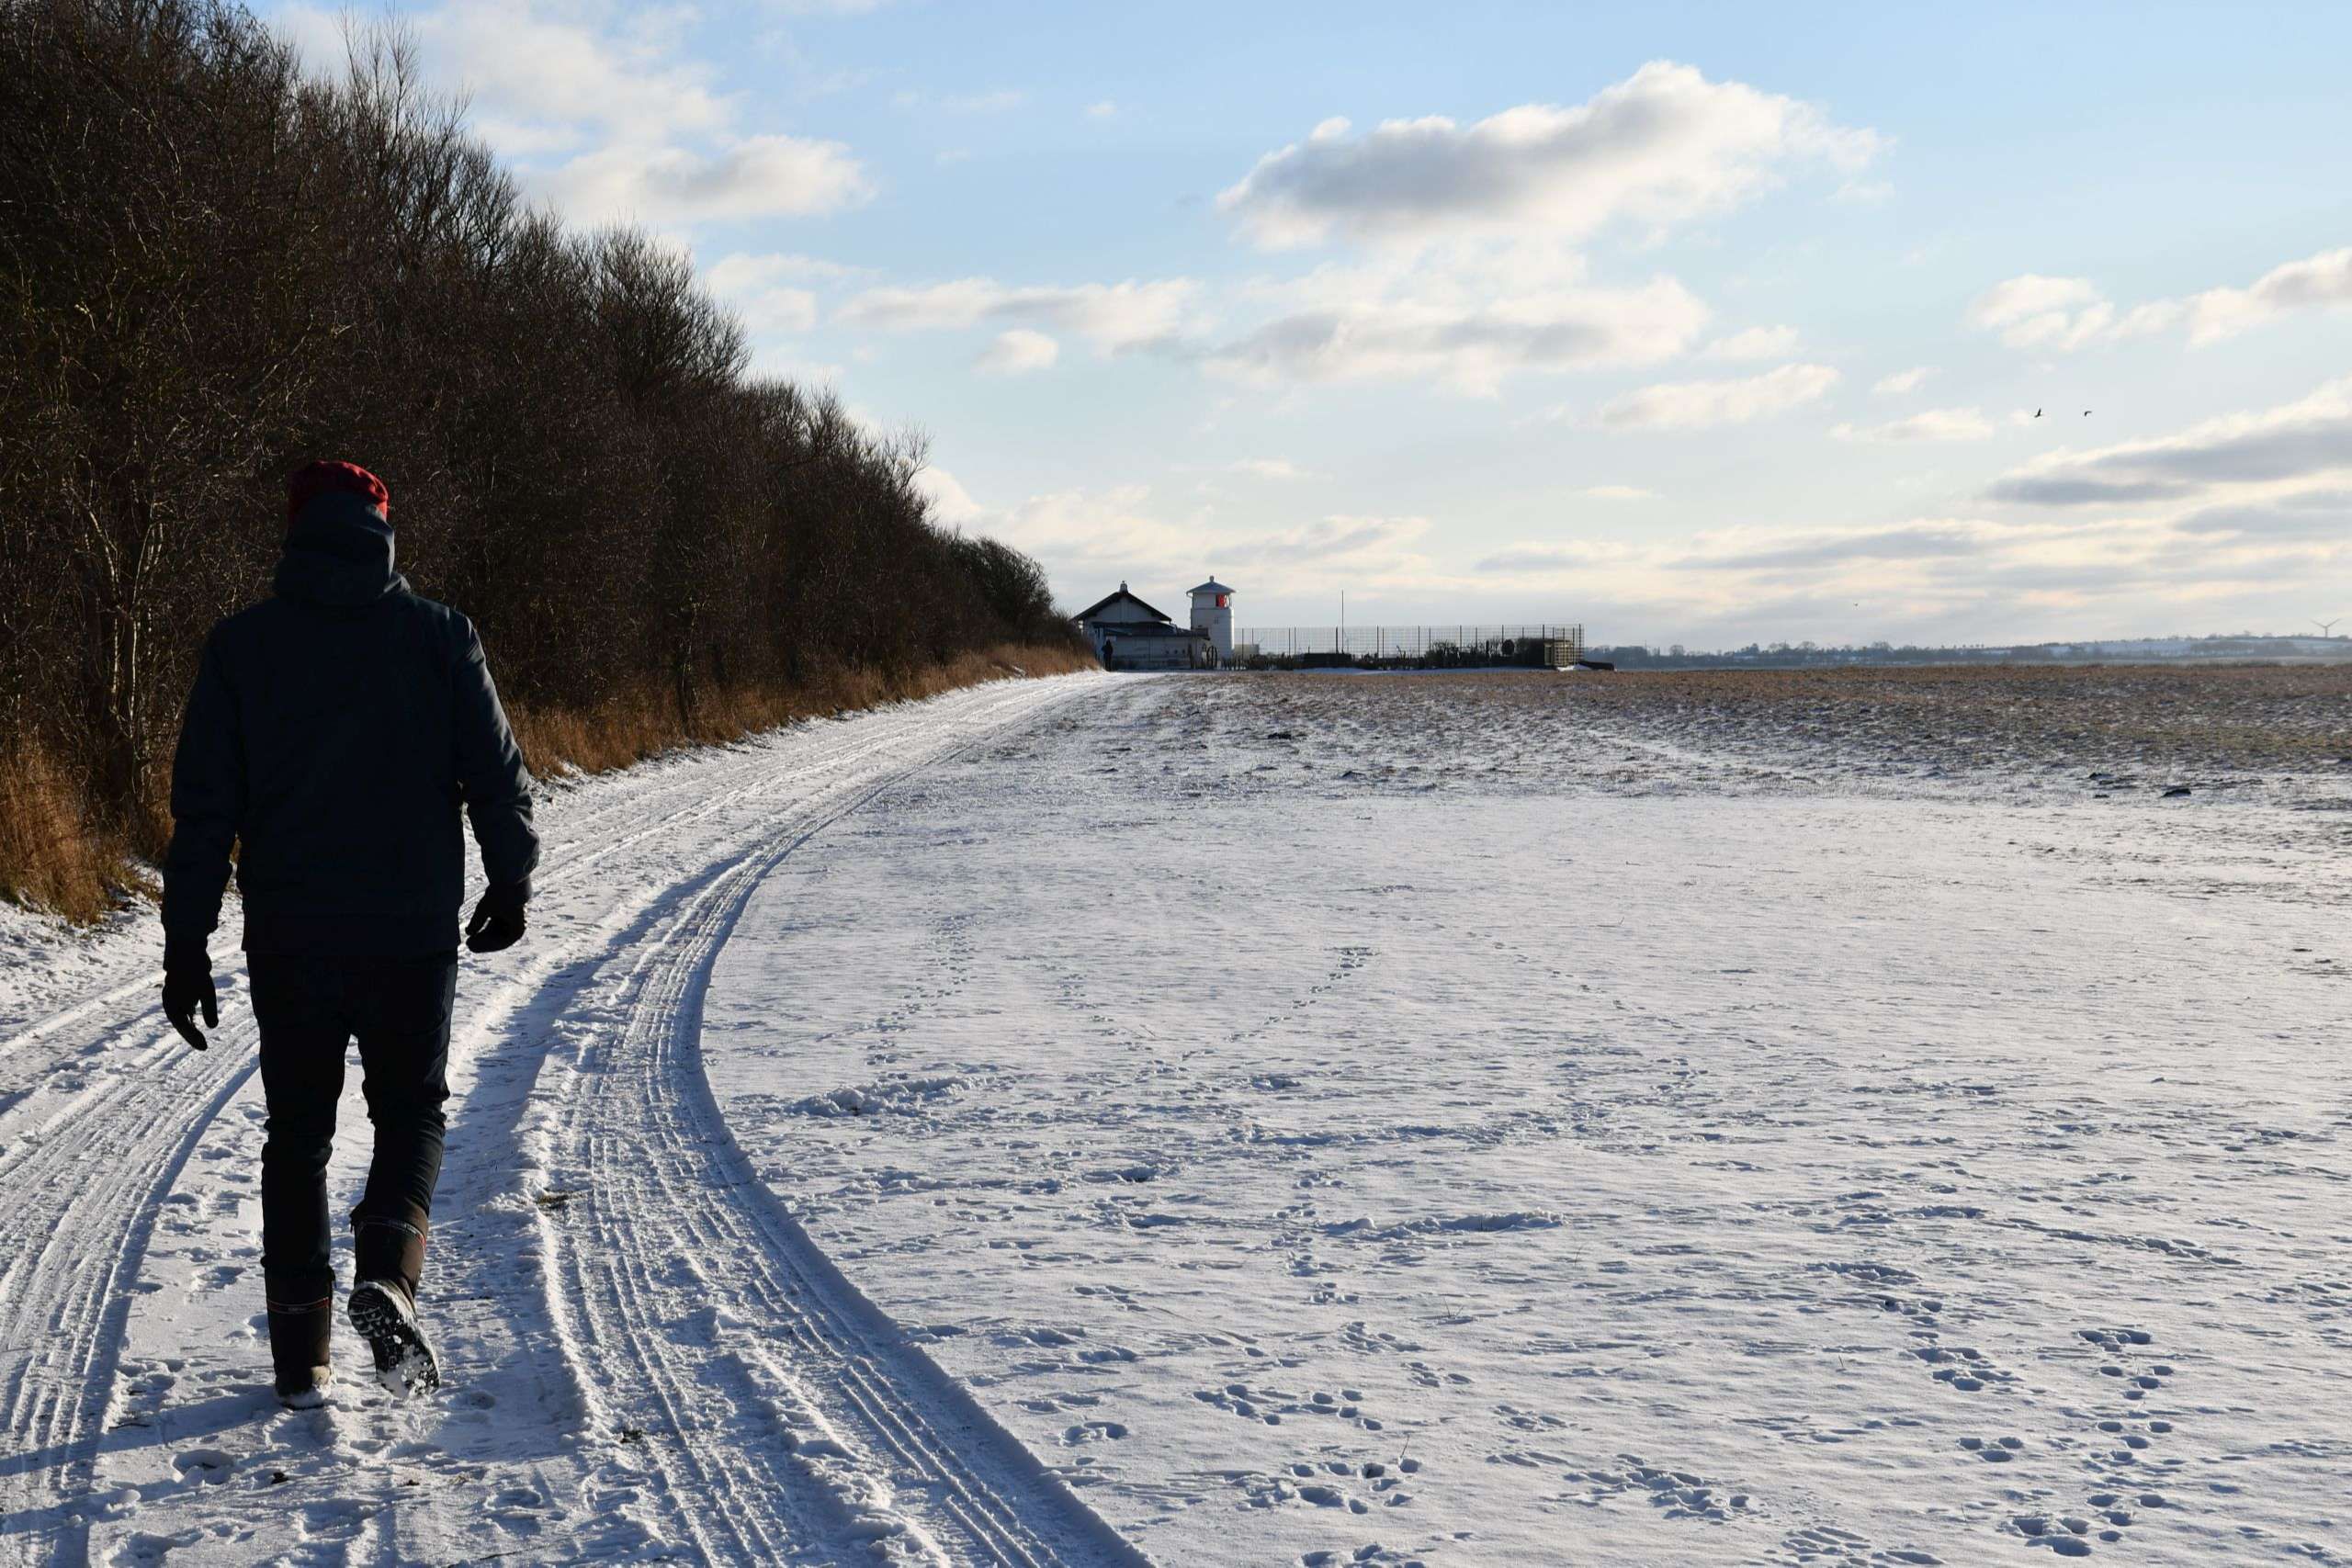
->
[160,461,539,1409]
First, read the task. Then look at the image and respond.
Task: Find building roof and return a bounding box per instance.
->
[1096,621,1208,640]
[1188,579,1235,596]
[1073,581,1173,624]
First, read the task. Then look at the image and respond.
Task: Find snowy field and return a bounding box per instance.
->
[4,669,2349,1566]
[708,675,2352,1568]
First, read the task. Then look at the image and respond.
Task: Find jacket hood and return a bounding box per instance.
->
[275,489,405,606]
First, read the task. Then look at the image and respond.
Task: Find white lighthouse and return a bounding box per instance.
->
[1188,578,1235,664]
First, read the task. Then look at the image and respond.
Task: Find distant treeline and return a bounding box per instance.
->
[0,0,1082,914]
[1592,636,2352,671]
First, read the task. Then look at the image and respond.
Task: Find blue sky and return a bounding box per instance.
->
[270,1,2352,647]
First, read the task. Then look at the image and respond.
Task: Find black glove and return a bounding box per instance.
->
[162,948,218,1051]
[466,882,528,953]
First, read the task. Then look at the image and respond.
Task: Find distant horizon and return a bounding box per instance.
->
[1205,622,2352,654]
[1084,571,2352,653]
[1588,629,2352,656]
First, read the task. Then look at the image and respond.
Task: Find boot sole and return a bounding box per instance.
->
[348,1280,440,1395]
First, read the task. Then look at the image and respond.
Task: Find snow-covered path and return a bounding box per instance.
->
[0,671,1131,1566]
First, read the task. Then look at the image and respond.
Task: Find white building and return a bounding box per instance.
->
[1189,579,1235,663]
[1074,582,1218,671]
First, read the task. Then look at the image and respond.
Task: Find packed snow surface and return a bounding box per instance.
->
[0,675,1136,1567]
[3,670,2347,1566]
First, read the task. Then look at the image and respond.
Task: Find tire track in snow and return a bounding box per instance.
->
[0,1015,262,1559]
[0,739,824,1558]
[0,741,820,1560]
[529,678,1152,1565]
[0,676,1110,1563]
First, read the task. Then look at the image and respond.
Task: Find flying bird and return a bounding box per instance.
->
[2033,408,2042,418]
[2082,410,2092,416]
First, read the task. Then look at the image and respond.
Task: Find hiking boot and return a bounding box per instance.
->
[352,1207,436,1394]
[266,1271,334,1410]
[348,1277,439,1394]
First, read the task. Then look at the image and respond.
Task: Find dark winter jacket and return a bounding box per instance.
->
[161,490,539,956]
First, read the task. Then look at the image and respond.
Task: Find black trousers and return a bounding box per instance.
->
[249,953,457,1292]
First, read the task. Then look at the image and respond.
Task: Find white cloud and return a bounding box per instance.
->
[707,251,863,286]
[1218,61,1883,250]
[1465,502,2347,644]
[540,135,872,225]
[1231,458,1309,479]
[301,1,878,232]
[942,449,2345,641]
[1831,406,1996,443]
[1702,324,1800,360]
[1234,516,1432,577]
[1970,274,2101,326]
[973,329,1060,375]
[1577,484,1657,500]
[719,282,819,336]
[1987,375,2352,506]
[839,277,1202,355]
[912,467,986,525]
[908,476,1431,605]
[1965,274,2129,351]
[2179,245,2352,344]
[705,252,855,335]
[470,116,596,158]
[405,0,732,146]
[1208,265,1707,395]
[1969,246,2352,353]
[1872,366,1933,396]
[1599,364,1839,431]
[267,4,352,76]
[989,485,1206,590]
[949,384,2350,638]
[1085,100,1118,119]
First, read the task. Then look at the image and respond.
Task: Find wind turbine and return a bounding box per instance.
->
[2315,617,2344,638]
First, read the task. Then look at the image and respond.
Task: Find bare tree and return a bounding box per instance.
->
[0,0,1084,906]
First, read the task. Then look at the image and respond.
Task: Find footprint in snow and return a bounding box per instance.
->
[1193,1380,1385,1431]
[1785,1528,1945,1564]
[2013,1515,2098,1555]
[1562,1455,1746,1522]
[172,1448,235,1483]
[1059,1420,1128,1445]
[2070,1323,2179,1538]
[107,1531,198,1566]
[1301,1545,1422,1566]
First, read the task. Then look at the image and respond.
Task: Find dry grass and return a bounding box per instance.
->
[1,641,1094,926]
[0,742,141,925]
[505,643,1094,779]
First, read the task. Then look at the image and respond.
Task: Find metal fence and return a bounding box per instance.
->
[1234,625,1584,664]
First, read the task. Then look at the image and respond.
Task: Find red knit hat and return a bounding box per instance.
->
[286,460,390,525]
